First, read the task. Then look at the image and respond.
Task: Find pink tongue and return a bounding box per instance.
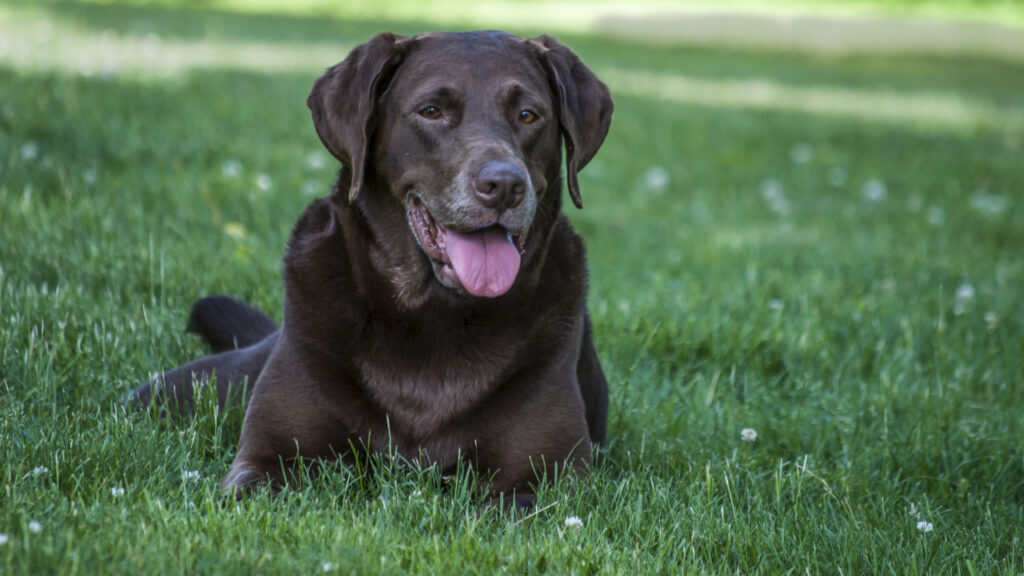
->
[445,227,521,297]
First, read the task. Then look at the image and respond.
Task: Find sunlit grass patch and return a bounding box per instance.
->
[604,67,1024,133]
[0,4,347,77]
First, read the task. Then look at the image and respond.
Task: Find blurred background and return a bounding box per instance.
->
[3,0,1024,75]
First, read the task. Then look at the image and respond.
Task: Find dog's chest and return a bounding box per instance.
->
[354,323,521,442]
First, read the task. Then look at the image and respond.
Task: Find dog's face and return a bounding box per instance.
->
[308,31,613,300]
[374,34,560,297]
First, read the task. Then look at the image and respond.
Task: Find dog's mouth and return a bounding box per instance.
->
[407,195,526,298]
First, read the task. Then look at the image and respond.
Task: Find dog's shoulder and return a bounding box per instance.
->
[286,197,341,259]
[279,197,369,330]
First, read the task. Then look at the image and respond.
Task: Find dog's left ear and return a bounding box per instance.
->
[308,32,407,203]
[529,35,614,209]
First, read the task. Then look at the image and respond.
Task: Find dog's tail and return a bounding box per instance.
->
[186,295,278,353]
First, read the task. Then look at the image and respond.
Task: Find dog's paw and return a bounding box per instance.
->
[481,492,537,515]
[220,467,268,500]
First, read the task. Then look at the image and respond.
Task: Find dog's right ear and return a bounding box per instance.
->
[308,32,406,203]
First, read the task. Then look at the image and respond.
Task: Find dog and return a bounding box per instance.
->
[131,30,613,508]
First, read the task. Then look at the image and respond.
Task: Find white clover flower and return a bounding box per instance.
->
[969,191,1007,215]
[760,179,790,215]
[955,283,975,302]
[28,521,41,534]
[322,561,335,572]
[741,428,758,443]
[111,486,125,498]
[0,533,8,546]
[789,143,812,164]
[952,283,975,316]
[21,142,40,161]
[768,299,784,311]
[182,470,201,482]
[862,179,887,202]
[31,466,50,477]
[916,521,933,533]
[306,151,328,170]
[644,166,669,191]
[221,159,242,178]
[256,173,273,191]
[985,311,999,331]
[564,516,583,529]
[760,178,782,200]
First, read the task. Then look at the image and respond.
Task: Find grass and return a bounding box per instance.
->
[2,1,1024,574]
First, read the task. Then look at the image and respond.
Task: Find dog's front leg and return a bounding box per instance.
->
[474,369,595,511]
[219,345,350,497]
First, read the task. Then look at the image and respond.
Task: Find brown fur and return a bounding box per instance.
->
[131,30,613,508]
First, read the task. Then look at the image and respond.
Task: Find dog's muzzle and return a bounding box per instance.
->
[406,195,527,298]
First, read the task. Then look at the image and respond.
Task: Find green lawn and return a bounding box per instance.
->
[2,1,1024,574]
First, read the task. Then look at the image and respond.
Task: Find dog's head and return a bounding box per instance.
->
[307,31,613,299]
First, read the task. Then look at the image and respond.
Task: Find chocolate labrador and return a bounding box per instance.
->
[132,30,613,507]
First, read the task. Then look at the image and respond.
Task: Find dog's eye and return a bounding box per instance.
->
[518,109,539,124]
[419,106,443,120]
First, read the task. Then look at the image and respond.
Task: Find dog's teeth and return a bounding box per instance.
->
[506,231,514,244]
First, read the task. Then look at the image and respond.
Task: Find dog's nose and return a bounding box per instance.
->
[474,162,526,211]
